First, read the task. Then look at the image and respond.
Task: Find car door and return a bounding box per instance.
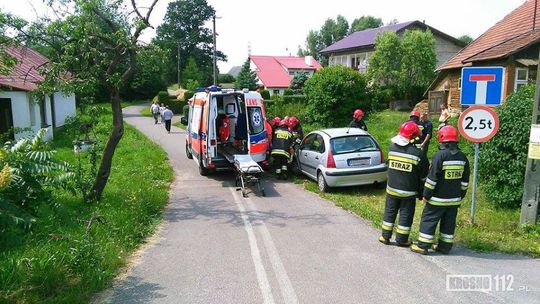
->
[298,133,317,178]
[307,134,325,174]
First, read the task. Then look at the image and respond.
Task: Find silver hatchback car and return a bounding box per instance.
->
[295,128,387,192]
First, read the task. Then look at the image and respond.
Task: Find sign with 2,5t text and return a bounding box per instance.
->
[458,106,500,143]
[460,67,505,106]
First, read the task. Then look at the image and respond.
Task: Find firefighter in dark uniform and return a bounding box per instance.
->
[380,121,429,246]
[408,110,424,148]
[271,120,293,180]
[349,109,368,131]
[411,125,470,255]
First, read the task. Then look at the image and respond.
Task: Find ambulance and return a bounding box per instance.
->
[183,87,269,175]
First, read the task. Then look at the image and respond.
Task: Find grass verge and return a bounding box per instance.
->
[0,105,173,303]
[299,109,540,257]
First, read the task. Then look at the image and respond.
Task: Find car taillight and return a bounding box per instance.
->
[380,150,385,164]
[327,150,336,168]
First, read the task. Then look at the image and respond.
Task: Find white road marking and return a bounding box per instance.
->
[245,197,299,304]
[229,188,275,304]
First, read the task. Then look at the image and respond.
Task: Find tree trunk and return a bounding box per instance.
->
[90,89,124,201]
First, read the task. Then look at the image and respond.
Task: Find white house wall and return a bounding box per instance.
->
[53,92,76,127]
[434,35,464,68]
[0,91,53,141]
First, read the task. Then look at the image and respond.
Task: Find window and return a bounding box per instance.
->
[301,134,317,151]
[313,134,325,153]
[515,67,529,92]
[330,135,378,155]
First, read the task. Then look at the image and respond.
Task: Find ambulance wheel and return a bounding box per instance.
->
[185,143,193,159]
[199,158,209,176]
[317,171,329,193]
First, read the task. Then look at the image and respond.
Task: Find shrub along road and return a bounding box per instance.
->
[100,104,540,304]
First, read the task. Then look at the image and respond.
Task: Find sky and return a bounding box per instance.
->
[1,0,529,73]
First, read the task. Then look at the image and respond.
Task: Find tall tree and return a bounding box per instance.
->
[368,31,402,87]
[5,0,160,201]
[154,0,226,85]
[299,15,349,66]
[181,56,203,90]
[349,16,383,33]
[458,35,474,45]
[235,59,257,91]
[399,30,436,100]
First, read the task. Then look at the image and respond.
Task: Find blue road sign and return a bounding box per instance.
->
[460,67,505,106]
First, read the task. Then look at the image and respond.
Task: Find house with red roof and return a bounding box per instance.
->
[0,45,76,141]
[320,20,465,73]
[249,55,323,95]
[425,0,540,114]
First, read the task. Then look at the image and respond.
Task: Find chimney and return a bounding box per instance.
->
[305,56,313,67]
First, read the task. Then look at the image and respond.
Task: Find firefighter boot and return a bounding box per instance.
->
[433,244,450,255]
[410,244,428,255]
[378,236,390,245]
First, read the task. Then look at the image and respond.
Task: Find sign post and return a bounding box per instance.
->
[458,106,499,224]
[459,67,504,224]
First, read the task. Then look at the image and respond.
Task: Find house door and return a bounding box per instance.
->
[428,91,447,115]
[0,98,14,140]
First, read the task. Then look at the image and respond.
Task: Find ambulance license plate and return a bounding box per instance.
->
[348,158,370,167]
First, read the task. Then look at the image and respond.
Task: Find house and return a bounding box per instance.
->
[320,20,466,72]
[425,0,540,115]
[0,46,76,141]
[249,55,323,95]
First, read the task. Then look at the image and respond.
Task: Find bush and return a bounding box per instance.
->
[218,73,235,84]
[304,65,371,127]
[157,91,169,104]
[260,89,271,100]
[283,88,294,96]
[183,105,190,119]
[168,98,184,114]
[479,85,534,208]
[282,95,306,104]
[265,99,309,122]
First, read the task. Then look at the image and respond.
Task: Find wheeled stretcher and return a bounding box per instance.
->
[234,154,265,197]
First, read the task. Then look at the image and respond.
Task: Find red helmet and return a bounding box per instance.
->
[289,116,299,128]
[353,109,364,120]
[398,121,421,140]
[437,125,459,143]
[272,117,281,126]
[409,110,421,118]
[281,116,290,127]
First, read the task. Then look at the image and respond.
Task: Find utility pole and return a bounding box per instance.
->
[177,41,181,88]
[212,14,217,86]
[520,46,540,225]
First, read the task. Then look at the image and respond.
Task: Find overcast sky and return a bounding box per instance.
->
[2,0,528,72]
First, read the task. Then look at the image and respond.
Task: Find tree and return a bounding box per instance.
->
[399,30,436,101]
[458,35,474,45]
[153,0,226,85]
[5,0,160,201]
[290,71,309,92]
[123,44,167,99]
[349,16,383,33]
[368,31,402,87]
[235,59,257,91]
[304,65,370,127]
[386,18,399,25]
[297,30,322,58]
[298,15,349,65]
[181,56,203,89]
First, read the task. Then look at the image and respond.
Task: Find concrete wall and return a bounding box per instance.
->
[0,91,54,141]
[434,35,464,68]
[53,92,76,127]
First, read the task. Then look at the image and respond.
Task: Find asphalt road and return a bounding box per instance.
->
[99,104,540,304]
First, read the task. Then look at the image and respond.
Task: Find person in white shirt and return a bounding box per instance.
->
[162,106,174,134]
[150,101,160,124]
[159,103,166,124]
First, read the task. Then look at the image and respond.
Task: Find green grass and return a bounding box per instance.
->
[173,121,186,130]
[0,105,173,303]
[298,109,540,257]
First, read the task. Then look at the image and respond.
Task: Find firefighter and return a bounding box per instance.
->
[380,121,429,246]
[288,116,304,143]
[271,120,293,180]
[349,109,368,131]
[408,110,424,148]
[411,125,470,255]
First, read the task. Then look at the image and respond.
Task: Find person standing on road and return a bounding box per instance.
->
[150,101,160,124]
[380,121,429,247]
[271,120,293,180]
[162,106,174,134]
[420,113,433,155]
[159,103,166,124]
[411,125,470,255]
[349,109,368,131]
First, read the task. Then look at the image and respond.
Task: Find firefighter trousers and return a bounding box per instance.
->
[272,154,289,176]
[381,195,416,244]
[417,204,459,252]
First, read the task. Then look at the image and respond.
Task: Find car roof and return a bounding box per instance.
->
[316,127,370,138]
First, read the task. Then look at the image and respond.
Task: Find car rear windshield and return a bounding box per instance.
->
[330,135,379,155]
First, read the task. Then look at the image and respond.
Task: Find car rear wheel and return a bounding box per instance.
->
[317,171,329,193]
[186,143,193,159]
